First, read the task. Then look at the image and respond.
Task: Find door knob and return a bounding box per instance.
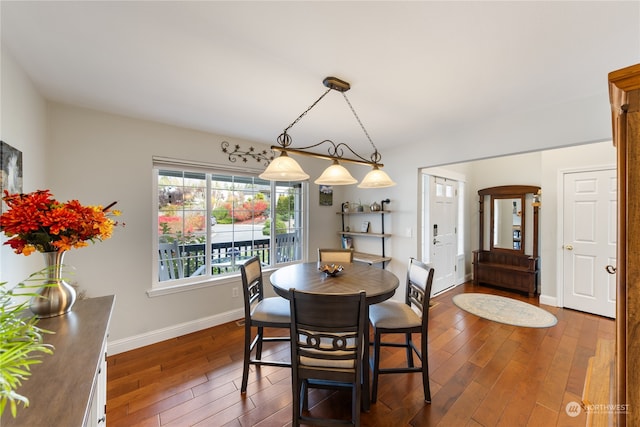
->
[565,244,573,250]
[606,265,617,274]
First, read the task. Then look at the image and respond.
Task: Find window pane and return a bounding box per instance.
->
[274,182,303,264]
[156,166,305,285]
[157,170,208,279]
[211,176,273,269]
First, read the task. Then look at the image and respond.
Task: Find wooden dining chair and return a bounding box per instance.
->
[240,256,291,393]
[368,258,434,403]
[317,248,354,264]
[288,288,367,426]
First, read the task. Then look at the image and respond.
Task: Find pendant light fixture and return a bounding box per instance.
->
[358,165,396,188]
[257,150,310,181]
[259,76,396,188]
[314,160,358,185]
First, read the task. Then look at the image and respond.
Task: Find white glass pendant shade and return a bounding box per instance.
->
[358,166,397,188]
[314,160,358,185]
[259,152,310,181]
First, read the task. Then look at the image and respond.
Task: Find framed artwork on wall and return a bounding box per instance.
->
[319,185,333,206]
[0,141,23,213]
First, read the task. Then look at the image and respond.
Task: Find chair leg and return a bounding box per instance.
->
[255,326,264,359]
[422,333,431,403]
[241,322,252,393]
[302,380,309,411]
[371,328,381,403]
[293,380,303,427]
[405,332,414,367]
[353,378,361,426]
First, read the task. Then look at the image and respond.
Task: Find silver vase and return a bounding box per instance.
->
[30,251,77,318]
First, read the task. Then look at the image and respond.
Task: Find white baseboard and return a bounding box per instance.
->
[107,307,244,356]
[539,294,557,307]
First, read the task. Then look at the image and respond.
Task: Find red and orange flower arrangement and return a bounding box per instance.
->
[0,189,123,255]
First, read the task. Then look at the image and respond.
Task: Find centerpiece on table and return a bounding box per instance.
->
[0,189,123,318]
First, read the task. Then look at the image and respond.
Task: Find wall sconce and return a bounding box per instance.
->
[532,189,542,208]
[259,76,396,188]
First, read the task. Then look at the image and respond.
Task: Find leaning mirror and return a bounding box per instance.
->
[491,196,524,252]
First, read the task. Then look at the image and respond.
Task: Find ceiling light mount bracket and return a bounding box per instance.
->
[322,76,350,92]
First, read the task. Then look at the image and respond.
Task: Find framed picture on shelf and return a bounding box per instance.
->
[341,236,353,249]
[360,221,370,233]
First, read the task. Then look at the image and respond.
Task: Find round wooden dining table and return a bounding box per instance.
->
[269,261,400,410]
[269,261,399,303]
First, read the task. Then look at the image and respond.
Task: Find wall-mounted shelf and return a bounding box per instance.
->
[352,252,391,265]
[338,231,391,238]
[339,210,391,215]
[338,203,391,267]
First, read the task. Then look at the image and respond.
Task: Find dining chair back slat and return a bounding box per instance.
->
[318,248,354,264]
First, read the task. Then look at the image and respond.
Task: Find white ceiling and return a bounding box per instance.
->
[2,1,639,157]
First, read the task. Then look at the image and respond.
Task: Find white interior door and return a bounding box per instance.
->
[428,176,457,295]
[562,168,616,318]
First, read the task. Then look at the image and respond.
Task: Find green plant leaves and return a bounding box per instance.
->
[0,269,54,419]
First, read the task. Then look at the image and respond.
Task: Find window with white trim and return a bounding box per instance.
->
[153,162,305,289]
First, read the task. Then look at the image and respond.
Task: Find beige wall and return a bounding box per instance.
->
[0,48,49,286]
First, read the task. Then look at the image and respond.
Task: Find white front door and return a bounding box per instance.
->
[562,168,616,318]
[428,176,457,295]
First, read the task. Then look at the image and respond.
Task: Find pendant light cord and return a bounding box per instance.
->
[283,88,332,134]
[342,92,380,157]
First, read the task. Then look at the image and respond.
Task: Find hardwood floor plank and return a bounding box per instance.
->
[494,331,559,426]
[527,403,559,427]
[468,326,514,369]
[236,385,292,426]
[432,316,486,358]
[415,361,482,425]
[164,393,251,426]
[129,376,206,414]
[109,389,193,426]
[558,391,589,426]
[159,382,240,425]
[473,358,528,426]
[537,335,579,412]
[129,415,161,427]
[430,327,486,387]
[435,380,489,427]
[107,282,614,427]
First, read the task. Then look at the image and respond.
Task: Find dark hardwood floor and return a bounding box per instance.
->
[106,282,614,426]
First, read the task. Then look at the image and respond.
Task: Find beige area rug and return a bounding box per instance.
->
[452,293,557,328]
